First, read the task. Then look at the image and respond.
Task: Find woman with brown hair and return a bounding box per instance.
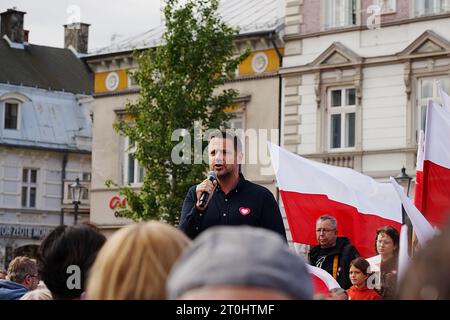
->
[86,221,190,300]
[374,226,399,299]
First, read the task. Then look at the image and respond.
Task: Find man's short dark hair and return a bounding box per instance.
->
[37,223,106,299]
[208,130,242,153]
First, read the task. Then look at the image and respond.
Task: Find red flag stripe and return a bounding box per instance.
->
[421,160,450,227]
[280,190,401,258]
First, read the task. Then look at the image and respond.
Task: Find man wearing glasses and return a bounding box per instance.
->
[309,215,359,289]
[0,256,39,300]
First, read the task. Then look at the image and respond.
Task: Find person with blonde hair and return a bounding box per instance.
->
[87,221,191,300]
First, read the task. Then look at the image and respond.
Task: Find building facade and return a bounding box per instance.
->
[84,0,289,237]
[281,0,450,252]
[0,9,93,269]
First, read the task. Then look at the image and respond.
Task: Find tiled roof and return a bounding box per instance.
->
[89,0,284,56]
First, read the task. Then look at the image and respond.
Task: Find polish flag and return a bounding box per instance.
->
[418,100,450,227]
[391,177,436,246]
[413,130,425,212]
[269,143,402,258]
[307,265,341,295]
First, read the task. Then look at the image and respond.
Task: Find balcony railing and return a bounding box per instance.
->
[322,156,355,169]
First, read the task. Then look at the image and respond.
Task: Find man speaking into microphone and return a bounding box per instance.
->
[179,131,287,242]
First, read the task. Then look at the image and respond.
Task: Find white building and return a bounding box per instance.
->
[0,9,93,269]
[282,0,450,182]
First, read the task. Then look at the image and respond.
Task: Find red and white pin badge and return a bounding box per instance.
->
[239,207,251,216]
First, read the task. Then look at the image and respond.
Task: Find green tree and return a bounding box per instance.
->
[108,0,248,224]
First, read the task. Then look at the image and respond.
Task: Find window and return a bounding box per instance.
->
[82,172,91,182]
[4,102,19,129]
[415,0,450,16]
[22,169,38,208]
[417,76,450,132]
[373,0,396,14]
[328,88,356,149]
[324,0,357,29]
[124,138,144,185]
[127,69,139,88]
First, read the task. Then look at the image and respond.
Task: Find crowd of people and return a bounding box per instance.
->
[0,131,448,300]
[0,217,449,300]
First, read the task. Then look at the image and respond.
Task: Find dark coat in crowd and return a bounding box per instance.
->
[309,237,359,290]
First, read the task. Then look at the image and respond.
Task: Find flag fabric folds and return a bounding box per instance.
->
[269,143,402,258]
[391,177,436,246]
[307,264,341,295]
[417,99,450,227]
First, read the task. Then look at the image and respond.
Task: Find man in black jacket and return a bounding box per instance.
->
[179,131,287,242]
[309,215,359,289]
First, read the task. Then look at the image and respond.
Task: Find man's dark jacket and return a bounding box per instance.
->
[309,237,359,290]
[179,174,287,242]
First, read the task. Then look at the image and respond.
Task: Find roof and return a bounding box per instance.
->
[0,38,93,95]
[0,84,92,152]
[88,0,284,56]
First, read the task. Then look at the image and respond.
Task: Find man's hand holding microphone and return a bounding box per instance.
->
[195,171,217,211]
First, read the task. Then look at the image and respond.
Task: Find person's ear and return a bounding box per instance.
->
[23,275,32,286]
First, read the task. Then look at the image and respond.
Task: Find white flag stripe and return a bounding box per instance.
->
[307,265,341,290]
[269,143,402,222]
[424,100,450,169]
[390,177,436,245]
[416,130,425,172]
[439,86,450,114]
[397,224,410,284]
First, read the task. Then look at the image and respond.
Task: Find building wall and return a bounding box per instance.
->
[0,147,91,269]
[281,2,450,189]
[90,93,137,229]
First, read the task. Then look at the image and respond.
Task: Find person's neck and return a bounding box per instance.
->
[218,171,240,194]
[321,242,336,249]
[381,253,394,262]
[355,283,367,290]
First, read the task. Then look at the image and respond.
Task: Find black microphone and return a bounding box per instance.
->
[198,171,217,208]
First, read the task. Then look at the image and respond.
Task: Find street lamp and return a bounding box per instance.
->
[394,167,414,254]
[70,178,85,225]
[395,167,412,197]
[394,167,412,224]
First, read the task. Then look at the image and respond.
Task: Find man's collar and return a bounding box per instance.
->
[216,173,246,193]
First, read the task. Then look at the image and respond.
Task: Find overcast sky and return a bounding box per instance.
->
[0,0,163,51]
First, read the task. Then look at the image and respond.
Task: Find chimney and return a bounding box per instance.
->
[0,8,26,43]
[64,22,90,54]
[23,30,29,43]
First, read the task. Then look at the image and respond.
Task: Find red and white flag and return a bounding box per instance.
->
[417,100,450,227]
[269,143,402,258]
[414,130,425,212]
[307,264,341,295]
[391,177,436,245]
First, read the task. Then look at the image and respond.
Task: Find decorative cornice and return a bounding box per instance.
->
[284,13,450,41]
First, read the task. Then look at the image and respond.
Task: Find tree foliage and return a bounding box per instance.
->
[109,0,248,224]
